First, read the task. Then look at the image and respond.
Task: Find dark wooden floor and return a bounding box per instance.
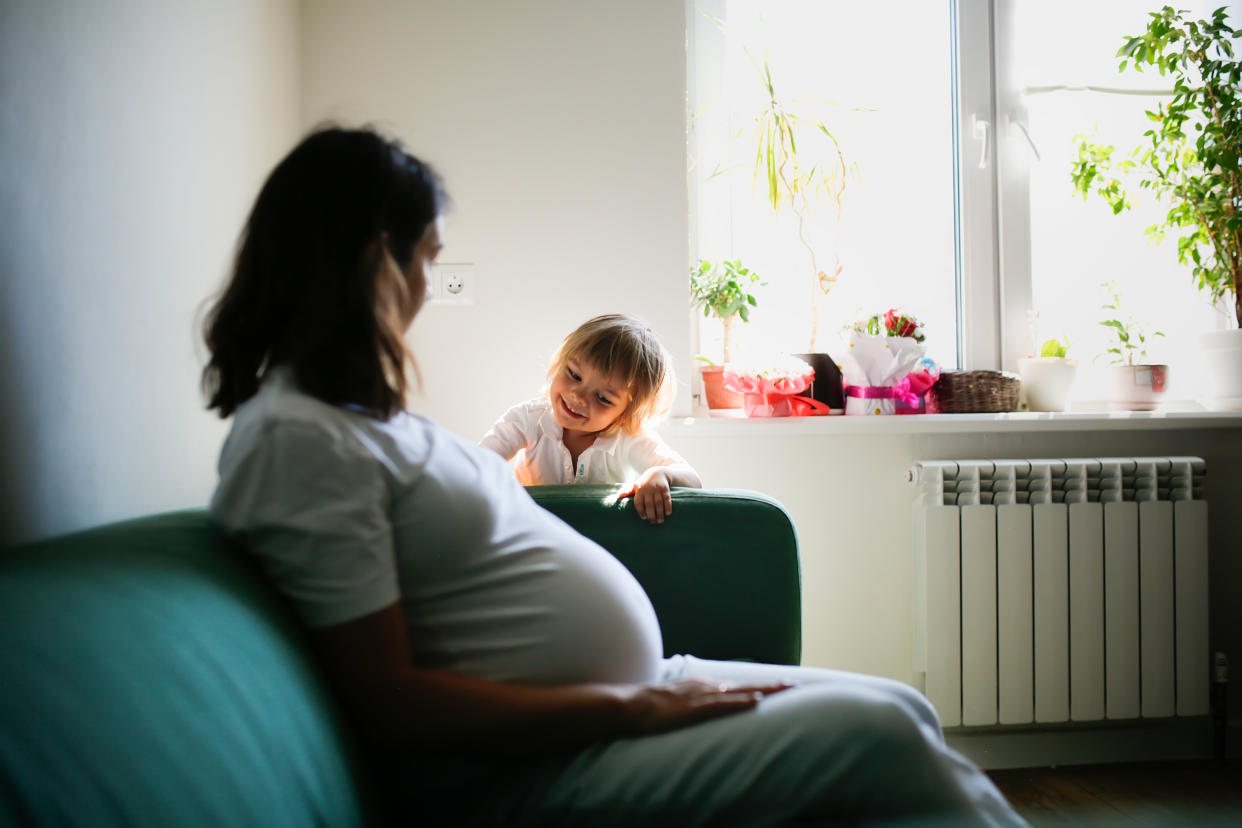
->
[988,760,1242,826]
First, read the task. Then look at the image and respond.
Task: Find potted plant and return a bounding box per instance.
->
[694,25,856,353]
[1070,5,1241,410]
[690,258,762,409]
[744,57,853,353]
[1096,281,1168,411]
[1018,335,1079,412]
[722,55,856,409]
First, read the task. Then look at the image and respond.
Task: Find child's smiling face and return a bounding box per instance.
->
[549,357,631,437]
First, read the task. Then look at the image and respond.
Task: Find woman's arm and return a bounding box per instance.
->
[312,603,787,756]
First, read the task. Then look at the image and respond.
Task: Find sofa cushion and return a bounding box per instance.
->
[0,511,374,827]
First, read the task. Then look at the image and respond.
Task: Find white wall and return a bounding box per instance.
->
[300,0,693,442]
[0,0,301,543]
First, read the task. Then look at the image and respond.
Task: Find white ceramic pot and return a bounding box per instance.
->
[1107,364,1168,411]
[1197,329,1242,411]
[1017,357,1078,412]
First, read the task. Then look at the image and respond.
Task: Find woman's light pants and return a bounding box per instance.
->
[412,656,1027,827]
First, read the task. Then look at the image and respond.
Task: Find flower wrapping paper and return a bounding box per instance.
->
[722,361,823,417]
[840,331,927,415]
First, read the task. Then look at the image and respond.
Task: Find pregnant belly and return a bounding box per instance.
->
[407,529,664,685]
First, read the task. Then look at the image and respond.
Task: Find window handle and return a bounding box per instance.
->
[1011,116,1041,162]
[972,116,990,169]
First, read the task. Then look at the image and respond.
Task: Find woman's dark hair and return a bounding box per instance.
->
[201,125,446,418]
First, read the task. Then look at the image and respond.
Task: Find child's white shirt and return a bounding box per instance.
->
[479,398,690,486]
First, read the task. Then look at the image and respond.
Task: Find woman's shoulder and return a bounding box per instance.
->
[223,370,440,470]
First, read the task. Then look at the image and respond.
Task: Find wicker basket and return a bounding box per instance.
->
[926,370,1021,413]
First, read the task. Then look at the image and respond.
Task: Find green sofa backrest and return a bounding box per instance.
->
[0,488,800,826]
[529,485,802,665]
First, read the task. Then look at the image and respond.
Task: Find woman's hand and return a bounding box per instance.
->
[633,467,673,523]
[313,604,791,755]
[621,679,795,735]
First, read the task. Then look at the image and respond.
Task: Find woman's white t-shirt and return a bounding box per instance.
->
[479,398,690,486]
[209,368,663,685]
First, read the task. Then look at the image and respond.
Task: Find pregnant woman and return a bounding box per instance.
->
[202,125,1024,827]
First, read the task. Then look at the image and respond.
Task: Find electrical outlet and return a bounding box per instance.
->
[429,263,475,305]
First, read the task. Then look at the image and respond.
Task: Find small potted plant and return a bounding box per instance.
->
[690,258,762,409]
[1018,333,1078,412]
[1096,281,1167,410]
[1070,5,1241,409]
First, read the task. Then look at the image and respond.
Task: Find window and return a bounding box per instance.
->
[994,0,1235,399]
[688,0,959,369]
[688,0,1236,399]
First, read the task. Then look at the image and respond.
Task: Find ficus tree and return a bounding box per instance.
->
[1071,5,1241,328]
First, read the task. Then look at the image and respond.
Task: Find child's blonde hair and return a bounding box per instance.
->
[547,314,674,436]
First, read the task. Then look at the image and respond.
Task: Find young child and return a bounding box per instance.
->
[481,314,702,524]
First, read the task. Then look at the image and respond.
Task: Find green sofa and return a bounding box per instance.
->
[0,486,800,826]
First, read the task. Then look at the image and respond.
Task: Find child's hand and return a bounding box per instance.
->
[633,467,673,524]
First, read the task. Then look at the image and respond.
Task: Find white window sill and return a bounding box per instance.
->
[666,404,1242,437]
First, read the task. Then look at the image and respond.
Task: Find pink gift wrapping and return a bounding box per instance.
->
[893,368,939,414]
[722,367,828,418]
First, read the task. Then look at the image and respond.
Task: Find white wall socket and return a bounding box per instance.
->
[429,263,475,305]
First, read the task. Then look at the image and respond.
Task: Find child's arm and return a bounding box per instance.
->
[478,401,537,460]
[625,433,703,524]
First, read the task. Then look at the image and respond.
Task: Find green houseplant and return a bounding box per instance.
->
[745,57,852,352]
[1070,5,1241,407]
[693,20,855,354]
[1018,335,1079,412]
[691,258,762,409]
[1097,280,1165,367]
[1096,280,1168,410]
[745,57,854,353]
[690,258,762,364]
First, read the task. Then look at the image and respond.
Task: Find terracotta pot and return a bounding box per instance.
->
[700,365,743,409]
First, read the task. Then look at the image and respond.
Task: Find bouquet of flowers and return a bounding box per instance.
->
[841,308,928,415]
[856,308,926,342]
[722,354,830,417]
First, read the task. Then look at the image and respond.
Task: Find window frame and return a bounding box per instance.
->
[686,0,1017,389]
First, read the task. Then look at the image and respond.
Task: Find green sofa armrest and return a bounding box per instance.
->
[0,510,377,828]
[529,485,802,666]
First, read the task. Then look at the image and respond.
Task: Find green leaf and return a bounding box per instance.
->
[1039,339,1068,357]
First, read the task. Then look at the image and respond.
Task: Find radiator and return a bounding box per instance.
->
[909,457,1210,728]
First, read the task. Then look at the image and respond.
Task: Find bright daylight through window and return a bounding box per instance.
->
[688,0,1241,411]
[1005,0,1239,404]
[688,0,957,374]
